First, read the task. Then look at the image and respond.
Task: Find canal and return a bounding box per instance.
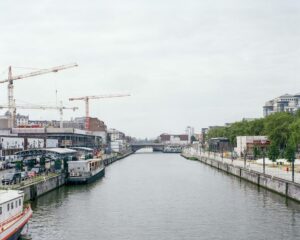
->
[29,153,300,240]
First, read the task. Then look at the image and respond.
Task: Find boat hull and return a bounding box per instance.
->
[67,167,105,184]
[1,207,32,240]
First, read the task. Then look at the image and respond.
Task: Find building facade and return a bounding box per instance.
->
[159,134,189,145]
[236,136,270,158]
[263,93,300,117]
[185,126,194,143]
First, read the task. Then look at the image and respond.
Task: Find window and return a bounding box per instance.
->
[19,199,21,206]
[0,206,2,215]
[7,204,10,211]
[11,202,13,209]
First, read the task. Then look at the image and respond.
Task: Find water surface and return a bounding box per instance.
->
[29,153,300,240]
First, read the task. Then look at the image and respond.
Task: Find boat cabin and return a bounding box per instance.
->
[68,159,104,177]
[0,190,24,224]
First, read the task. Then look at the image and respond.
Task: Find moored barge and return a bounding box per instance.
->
[67,158,105,184]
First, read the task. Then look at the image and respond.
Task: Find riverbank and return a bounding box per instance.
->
[182,149,300,203]
[28,152,300,240]
[1,151,133,201]
[103,151,133,166]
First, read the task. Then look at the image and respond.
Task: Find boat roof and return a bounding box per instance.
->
[16,148,77,156]
[71,147,93,151]
[0,190,23,204]
[69,158,102,164]
[45,148,77,154]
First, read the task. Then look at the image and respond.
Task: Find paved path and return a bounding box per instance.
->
[186,149,300,183]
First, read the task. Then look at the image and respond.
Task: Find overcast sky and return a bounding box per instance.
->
[0,0,299,138]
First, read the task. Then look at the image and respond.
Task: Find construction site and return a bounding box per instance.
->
[0,63,131,162]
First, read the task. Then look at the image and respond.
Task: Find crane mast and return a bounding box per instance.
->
[0,63,78,128]
[69,94,130,130]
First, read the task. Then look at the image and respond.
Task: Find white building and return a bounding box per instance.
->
[108,128,125,142]
[0,136,24,160]
[185,126,195,143]
[236,136,269,157]
[263,93,300,117]
[110,140,126,153]
[159,134,189,145]
[16,114,29,127]
[27,138,45,149]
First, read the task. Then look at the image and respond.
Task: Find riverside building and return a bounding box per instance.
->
[263,93,300,117]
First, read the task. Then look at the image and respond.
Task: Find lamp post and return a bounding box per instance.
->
[231,143,234,163]
[243,149,247,168]
[263,150,266,174]
[261,140,267,175]
[292,158,295,182]
[221,144,224,162]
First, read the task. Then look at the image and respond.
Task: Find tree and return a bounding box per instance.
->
[268,142,280,164]
[253,146,261,160]
[40,157,46,169]
[191,135,197,143]
[55,159,62,170]
[285,140,296,182]
[264,112,294,150]
[15,161,23,171]
[289,119,300,147]
[285,141,296,163]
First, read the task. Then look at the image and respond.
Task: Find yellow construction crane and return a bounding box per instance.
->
[0,63,78,127]
[69,94,130,130]
[0,101,78,128]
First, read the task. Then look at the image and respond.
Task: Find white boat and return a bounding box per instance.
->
[67,158,105,184]
[0,190,32,240]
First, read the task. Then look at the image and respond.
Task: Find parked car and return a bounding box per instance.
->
[6,162,16,168]
[27,171,36,178]
[20,171,28,181]
[31,167,41,175]
[2,172,21,185]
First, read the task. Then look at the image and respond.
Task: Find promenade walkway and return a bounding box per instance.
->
[185,148,300,184]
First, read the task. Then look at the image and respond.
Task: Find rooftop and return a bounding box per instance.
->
[70,147,93,151]
[0,190,23,204]
[45,148,77,154]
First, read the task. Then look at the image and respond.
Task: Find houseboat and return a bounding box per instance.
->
[0,190,32,240]
[67,158,105,184]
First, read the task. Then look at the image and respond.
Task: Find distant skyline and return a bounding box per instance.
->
[0,0,299,138]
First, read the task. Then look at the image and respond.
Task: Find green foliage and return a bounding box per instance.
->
[253,146,261,160]
[207,112,300,154]
[27,159,35,169]
[55,159,62,170]
[285,141,296,163]
[268,142,280,162]
[40,157,46,168]
[264,112,294,149]
[15,161,23,171]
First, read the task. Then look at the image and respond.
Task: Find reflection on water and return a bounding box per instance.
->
[29,153,300,240]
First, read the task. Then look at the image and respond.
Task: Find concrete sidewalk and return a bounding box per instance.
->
[188,150,300,183]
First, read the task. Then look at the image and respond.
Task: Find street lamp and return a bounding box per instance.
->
[230,143,234,163]
[243,149,247,168]
[261,140,268,174]
[221,143,224,162]
[292,158,295,182]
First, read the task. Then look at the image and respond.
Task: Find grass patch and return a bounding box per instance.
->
[188,157,199,161]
